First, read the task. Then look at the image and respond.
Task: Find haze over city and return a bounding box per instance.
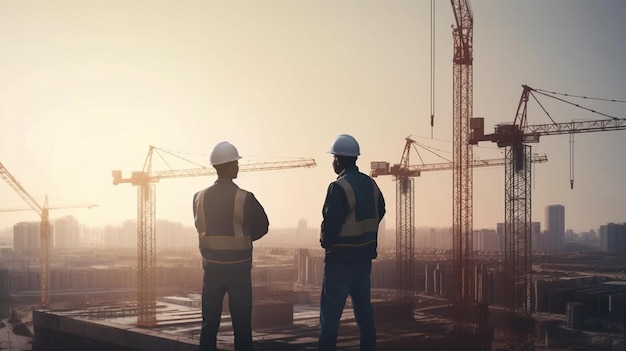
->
[1,0,625,234]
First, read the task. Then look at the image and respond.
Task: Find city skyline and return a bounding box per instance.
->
[1,204,618,252]
[1,1,625,233]
[1,203,621,229]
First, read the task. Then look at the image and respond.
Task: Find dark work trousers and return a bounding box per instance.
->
[199,267,253,351]
[319,260,376,351]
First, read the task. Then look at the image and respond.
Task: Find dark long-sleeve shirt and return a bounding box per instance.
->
[320,166,385,263]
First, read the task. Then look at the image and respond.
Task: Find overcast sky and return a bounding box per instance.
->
[1,0,625,234]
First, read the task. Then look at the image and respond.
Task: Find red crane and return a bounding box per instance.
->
[370,137,547,307]
[470,84,626,348]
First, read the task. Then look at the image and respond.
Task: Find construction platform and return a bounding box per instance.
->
[32,300,492,350]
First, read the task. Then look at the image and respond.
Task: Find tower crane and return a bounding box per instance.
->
[0,162,96,308]
[370,137,547,306]
[112,145,316,327]
[450,0,475,325]
[470,84,626,348]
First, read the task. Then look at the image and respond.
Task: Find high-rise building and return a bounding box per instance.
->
[54,216,80,249]
[545,204,565,251]
[496,223,505,251]
[473,228,498,251]
[13,221,52,256]
[599,222,626,253]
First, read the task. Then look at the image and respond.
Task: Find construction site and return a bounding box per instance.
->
[1,246,625,350]
[1,0,626,350]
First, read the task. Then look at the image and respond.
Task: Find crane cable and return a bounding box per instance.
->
[530,87,626,190]
[533,88,626,104]
[570,133,575,189]
[532,89,622,120]
[430,0,436,138]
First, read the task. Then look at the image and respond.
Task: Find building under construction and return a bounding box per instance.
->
[4,243,626,350]
[1,247,496,350]
[32,299,489,351]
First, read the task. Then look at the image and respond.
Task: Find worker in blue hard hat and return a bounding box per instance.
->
[193,141,269,351]
[318,134,386,351]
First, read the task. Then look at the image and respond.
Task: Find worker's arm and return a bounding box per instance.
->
[244,192,269,241]
[320,182,348,249]
[192,191,200,231]
[376,183,386,222]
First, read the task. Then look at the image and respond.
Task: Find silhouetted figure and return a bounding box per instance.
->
[319,134,386,351]
[193,142,269,351]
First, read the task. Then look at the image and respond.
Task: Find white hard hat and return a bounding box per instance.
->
[210,141,242,165]
[329,134,360,157]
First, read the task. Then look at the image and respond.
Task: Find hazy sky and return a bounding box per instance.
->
[1,0,625,234]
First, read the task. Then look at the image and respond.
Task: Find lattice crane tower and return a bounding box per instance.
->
[450,0,475,324]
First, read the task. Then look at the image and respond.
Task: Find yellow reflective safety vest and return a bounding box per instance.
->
[335,177,381,240]
[194,186,253,265]
[321,167,385,262]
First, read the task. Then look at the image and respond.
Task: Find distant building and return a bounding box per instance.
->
[54,216,80,249]
[0,246,12,259]
[580,229,600,249]
[103,220,136,248]
[81,226,104,248]
[0,227,12,245]
[13,221,52,256]
[298,218,308,232]
[156,219,196,249]
[377,217,394,249]
[496,223,505,251]
[495,222,540,252]
[580,229,597,241]
[545,204,565,251]
[599,222,626,253]
[416,227,452,250]
[254,220,319,249]
[473,228,498,252]
[531,222,541,252]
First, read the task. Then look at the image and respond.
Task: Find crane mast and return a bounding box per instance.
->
[391,139,416,306]
[451,0,474,325]
[113,146,316,327]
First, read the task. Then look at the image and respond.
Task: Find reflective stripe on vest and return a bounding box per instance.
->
[335,177,380,238]
[195,188,252,250]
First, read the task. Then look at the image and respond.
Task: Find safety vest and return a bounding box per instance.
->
[195,188,252,263]
[334,177,381,245]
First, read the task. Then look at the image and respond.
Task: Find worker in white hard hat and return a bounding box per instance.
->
[318,134,386,351]
[193,141,269,351]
